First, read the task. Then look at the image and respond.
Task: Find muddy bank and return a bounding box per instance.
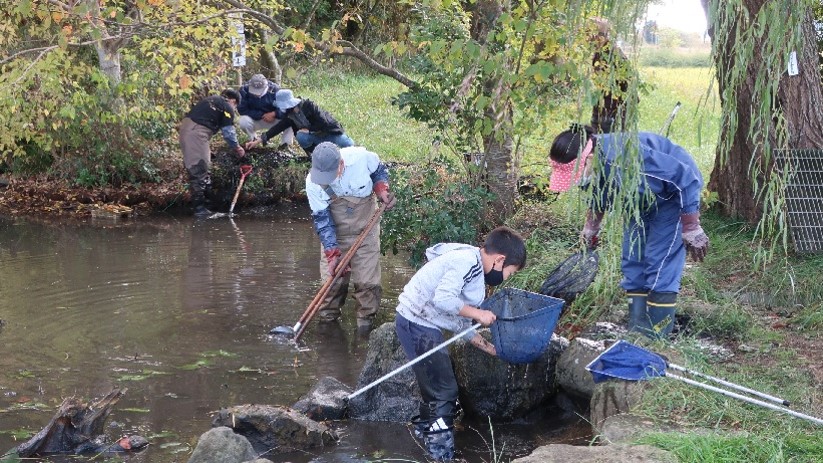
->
[0,146,309,218]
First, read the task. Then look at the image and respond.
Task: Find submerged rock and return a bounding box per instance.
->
[211,404,338,455]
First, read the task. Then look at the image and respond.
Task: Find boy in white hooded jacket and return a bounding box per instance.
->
[395,226,527,461]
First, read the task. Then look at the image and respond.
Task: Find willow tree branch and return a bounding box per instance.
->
[335,41,418,89]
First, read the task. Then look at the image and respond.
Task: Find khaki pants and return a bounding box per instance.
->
[237,115,295,145]
[317,195,382,321]
[179,118,214,201]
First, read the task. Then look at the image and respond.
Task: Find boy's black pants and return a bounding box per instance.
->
[395,315,458,425]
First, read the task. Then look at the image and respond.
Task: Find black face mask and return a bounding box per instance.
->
[484,265,504,286]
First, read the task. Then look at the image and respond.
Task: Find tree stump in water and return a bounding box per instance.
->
[16,388,127,457]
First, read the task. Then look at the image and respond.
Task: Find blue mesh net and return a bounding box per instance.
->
[585,340,668,383]
[481,288,564,364]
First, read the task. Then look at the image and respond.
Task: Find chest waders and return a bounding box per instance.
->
[316,195,382,330]
[179,118,215,216]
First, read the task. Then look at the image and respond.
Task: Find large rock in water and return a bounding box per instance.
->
[451,331,568,421]
[211,404,337,456]
[347,322,422,422]
[291,376,351,421]
[186,427,258,463]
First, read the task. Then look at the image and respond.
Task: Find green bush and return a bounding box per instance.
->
[381,157,495,267]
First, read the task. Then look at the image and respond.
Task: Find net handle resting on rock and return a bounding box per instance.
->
[347,323,482,401]
[667,362,790,407]
[586,341,822,426]
[667,372,822,426]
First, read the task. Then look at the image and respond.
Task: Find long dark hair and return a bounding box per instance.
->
[549,123,595,164]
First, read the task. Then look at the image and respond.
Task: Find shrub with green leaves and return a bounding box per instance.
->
[381,157,495,268]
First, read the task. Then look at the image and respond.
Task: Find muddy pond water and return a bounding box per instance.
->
[0,205,589,462]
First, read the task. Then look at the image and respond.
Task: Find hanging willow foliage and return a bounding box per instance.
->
[705,0,823,263]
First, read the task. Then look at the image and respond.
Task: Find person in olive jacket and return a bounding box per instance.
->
[244,89,354,154]
[179,89,245,217]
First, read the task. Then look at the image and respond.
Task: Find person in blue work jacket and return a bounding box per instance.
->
[305,142,396,334]
[548,125,710,338]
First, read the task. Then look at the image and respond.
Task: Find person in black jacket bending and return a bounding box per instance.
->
[244,89,354,154]
[179,89,245,217]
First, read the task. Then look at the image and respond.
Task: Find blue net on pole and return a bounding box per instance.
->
[481,288,564,364]
[585,340,668,383]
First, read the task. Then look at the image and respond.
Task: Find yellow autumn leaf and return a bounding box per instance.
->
[52,11,63,22]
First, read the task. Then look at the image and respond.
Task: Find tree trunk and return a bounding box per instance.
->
[703,0,823,223]
[470,0,518,222]
[260,30,283,86]
[95,40,122,85]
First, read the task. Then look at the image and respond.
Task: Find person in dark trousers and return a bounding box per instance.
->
[395,226,526,461]
[305,142,396,335]
[244,89,354,154]
[179,89,245,217]
[549,125,709,338]
[236,74,294,146]
[589,18,634,134]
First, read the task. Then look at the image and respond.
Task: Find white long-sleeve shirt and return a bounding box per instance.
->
[396,243,485,338]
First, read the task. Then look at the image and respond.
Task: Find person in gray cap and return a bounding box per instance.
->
[305,142,396,335]
[244,89,354,155]
[237,74,294,147]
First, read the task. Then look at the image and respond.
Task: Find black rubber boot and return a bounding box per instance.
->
[191,191,212,217]
[626,290,650,334]
[647,291,677,338]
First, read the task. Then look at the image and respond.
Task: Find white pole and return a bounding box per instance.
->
[666,373,823,426]
[667,363,790,406]
[347,323,482,401]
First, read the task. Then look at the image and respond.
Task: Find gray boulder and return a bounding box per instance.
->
[451,331,568,421]
[347,322,422,422]
[186,427,258,463]
[511,443,674,463]
[590,379,653,431]
[292,376,351,421]
[211,404,337,456]
[598,413,681,445]
[556,337,606,399]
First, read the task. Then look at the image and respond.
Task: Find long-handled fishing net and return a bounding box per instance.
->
[586,340,823,426]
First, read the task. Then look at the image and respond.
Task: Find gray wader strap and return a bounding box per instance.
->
[323,185,338,201]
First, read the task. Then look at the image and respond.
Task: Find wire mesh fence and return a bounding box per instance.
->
[775,149,823,253]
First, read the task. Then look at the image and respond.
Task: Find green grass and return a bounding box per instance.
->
[638,432,823,463]
[286,69,432,163]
